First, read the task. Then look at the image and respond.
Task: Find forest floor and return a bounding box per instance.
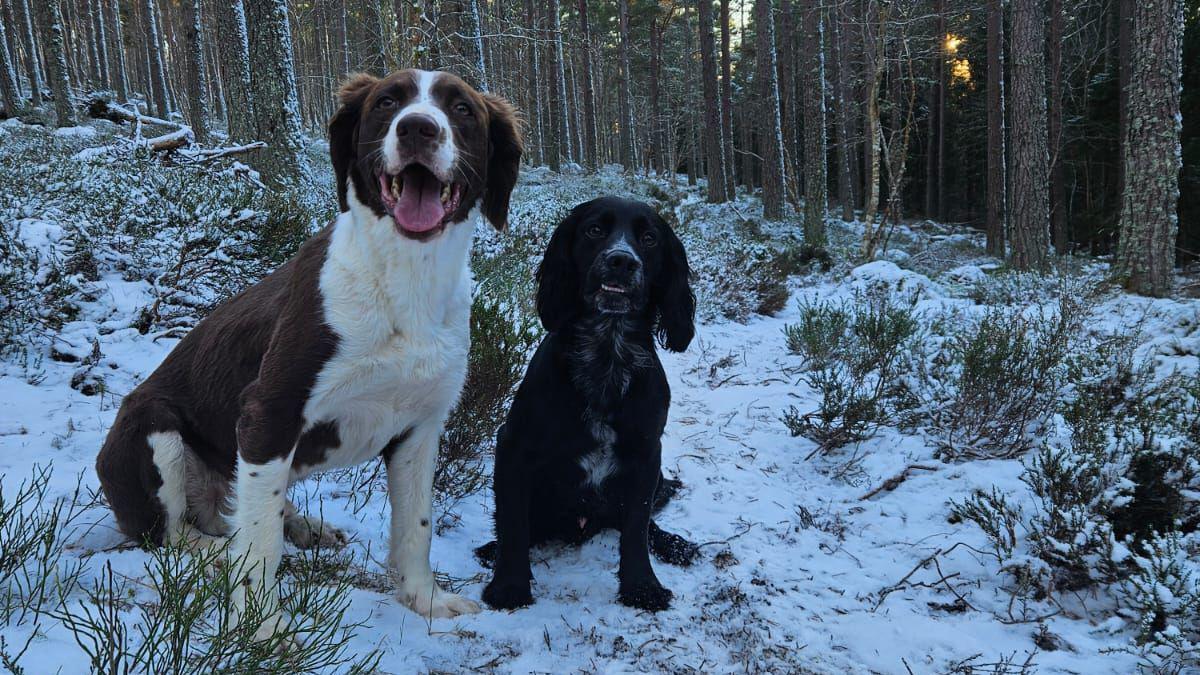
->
[1,118,1198,673]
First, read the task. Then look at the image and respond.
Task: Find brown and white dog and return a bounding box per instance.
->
[95,69,521,626]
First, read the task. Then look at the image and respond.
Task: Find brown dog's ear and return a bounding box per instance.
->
[481,94,523,231]
[328,73,378,212]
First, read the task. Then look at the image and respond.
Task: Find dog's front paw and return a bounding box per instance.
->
[482,578,533,610]
[396,574,481,618]
[650,529,700,567]
[474,540,498,569]
[619,579,673,612]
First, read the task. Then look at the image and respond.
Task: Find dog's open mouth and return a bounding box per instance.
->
[596,283,634,313]
[378,164,463,237]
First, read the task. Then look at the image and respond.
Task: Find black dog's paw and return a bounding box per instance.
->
[652,477,684,512]
[619,579,673,612]
[650,529,700,567]
[482,578,533,610]
[474,541,498,569]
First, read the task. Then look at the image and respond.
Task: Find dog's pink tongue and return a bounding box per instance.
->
[393,170,445,232]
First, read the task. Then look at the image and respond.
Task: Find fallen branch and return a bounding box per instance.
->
[858,464,939,501]
[178,141,266,163]
[87,97,178,130]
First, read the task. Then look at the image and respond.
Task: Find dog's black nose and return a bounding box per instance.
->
[397,114,438,140]
[605,250,641,275]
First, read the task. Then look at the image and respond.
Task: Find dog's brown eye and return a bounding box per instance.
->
[639,231,658,247]
[585,224,604,239]
[376,96,397,110]
[454,102,472,117]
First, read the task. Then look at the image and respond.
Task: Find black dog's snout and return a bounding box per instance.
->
[396,114,439,141]
[604,250,641,275]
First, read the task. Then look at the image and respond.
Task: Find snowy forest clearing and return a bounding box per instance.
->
[1,120,1198,673]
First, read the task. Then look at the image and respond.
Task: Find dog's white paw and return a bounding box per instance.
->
[398,578,481,619]
[283,514,348,550]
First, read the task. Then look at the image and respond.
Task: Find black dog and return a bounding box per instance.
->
[478,197,699,612]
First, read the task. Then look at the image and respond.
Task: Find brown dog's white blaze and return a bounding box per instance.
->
[377,165,464,235]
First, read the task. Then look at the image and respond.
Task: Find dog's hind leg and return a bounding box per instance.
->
[283,501,348,549]
[651,472,683,513]
[648,520,700,567]
[96,400,185,547]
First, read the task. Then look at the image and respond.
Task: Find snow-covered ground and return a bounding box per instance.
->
[2,120,1198,673]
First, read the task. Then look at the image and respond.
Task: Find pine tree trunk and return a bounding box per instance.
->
[469,0,488,89]
[831,0,855,222]
[107,0,129,102]
[719,0,735,196]
[925,0,943,219]
[37,0,75,126]
[542,2,561,171]
[15,0,42,106]
[649,13,664,174]
[0,8,20,114]
[144,0,170,117]
[617,0,634,171]
[577,0,597,170]
[551,0,571,163]
[245,0,307,187]
[1116,0,1183,296]
[798,0,827,241]
[1047,0,1067,253]
[89,0,109,88]
[755,0,785,221]
[1008,0,1050,270]
[215,0,255,143]
[985,0,1006,257]
[698,0,727,202]
[183,0,209,142]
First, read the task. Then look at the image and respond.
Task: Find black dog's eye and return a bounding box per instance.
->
[376,96,397,110]
[639,231,658,247]
[454,102,473,117]
[585,224,604,239]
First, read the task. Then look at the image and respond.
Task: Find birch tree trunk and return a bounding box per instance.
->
[15,0,42,106]
[1008,0,1050,270]
[1116,0,1183,296]
[799,0,827,241]
[861,0,883,227]
[215,0,255,143]
[985,0,1006,257]
[245,0,306,187]
[755,0,786,221]
[698,0,727,202]
[469,0,488,90]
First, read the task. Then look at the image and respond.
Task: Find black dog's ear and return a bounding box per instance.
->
[652,217,696,353]
[328,73,378,212]
[481,94,524,230]
[535,203,587,332]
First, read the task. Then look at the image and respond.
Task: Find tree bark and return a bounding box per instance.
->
[215,0,255,143]
[0,5,20,114]
[1008,0,1050,270]
[698,0,727,201]
[985,0,1006,257]
[799,0,827,242]
[617,0,635,171]
[861,0,883,227]
[1047,0,1067,252]
[37,0,76,126]
[577,0,597,170]
[719,0,735,196]
[245,0,306,187]
[106,0,128,102]
[925,0,944,219]
[183,0,209,143]
[1116,0,1183,296]
[15,0,42,106]
[551,0,571,163]
[89,0,110,88]
[755,0,786,221]
[831,0,856,222]
[143,0,170,118]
